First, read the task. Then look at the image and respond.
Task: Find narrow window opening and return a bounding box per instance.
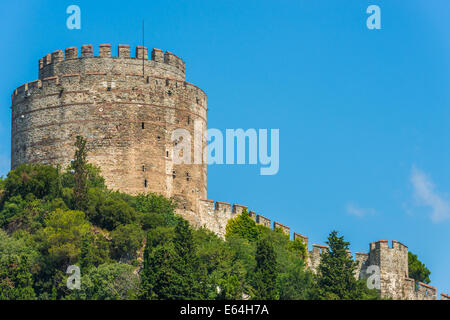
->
[107,86,111,91]
[172,171,176,179]
[186,172,190,181]
[157,136,161,141]
[167,90,172,96]
[187,116,190,125]
[142,165,146,172]
[166,79,169,86]
[166,151,169,157]
[144,179,148,188]
[141,122,145,129]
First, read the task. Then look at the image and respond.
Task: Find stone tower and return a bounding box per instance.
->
[11,44,207,221]
[355,240,437,300]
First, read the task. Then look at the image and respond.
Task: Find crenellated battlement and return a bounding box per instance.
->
[37,44,185,81]
[11,71,206,111]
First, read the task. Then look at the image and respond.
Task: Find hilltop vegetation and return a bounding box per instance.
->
[0,137,381,300]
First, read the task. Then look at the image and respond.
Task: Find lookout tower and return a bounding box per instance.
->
[11,44,207,221]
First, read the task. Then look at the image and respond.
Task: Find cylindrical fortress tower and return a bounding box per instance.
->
[11,44,207,223]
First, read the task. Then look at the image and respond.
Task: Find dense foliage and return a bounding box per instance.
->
[408,252,431,284]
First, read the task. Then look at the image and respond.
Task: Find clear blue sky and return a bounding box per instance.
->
[1,0,449,295]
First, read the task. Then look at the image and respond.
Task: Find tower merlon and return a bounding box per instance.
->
[36,44,187,80]
[293,232,309,248]
[392,240,408,251]
[164,51,185,73]
[118,44,131,58]
[152,48,164,63]
[371,239,389,250]
[311,244,329,255]
[232,204,248,214]
[136,46,149,60]
[65,46,78,60]
[215,201,231,213]
[51,50,64,64]
[273,221,290,236]
[81,44,94,58]
[99,44,111,57]
[256,214,271,228]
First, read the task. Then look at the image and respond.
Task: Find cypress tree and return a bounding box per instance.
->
[314,230,360,299]
[252,238,278,300]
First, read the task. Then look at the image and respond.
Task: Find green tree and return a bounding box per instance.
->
[2,163,61,204]
[408,252,431,284]
[289,237,308,261]
[110,224,145,263]
[61,163,106,190]
[225,209,260,242]
[251,238,278,300]
[67,263,138,300]
[85,189,137,231]
[313,231,357,299]
[79,233,110,271]
[0,230,38,300]
[140,220,207,299]
[41,209,90,266]
[132,193,179,227]
[312,230,379,300]
[72,136,89,211]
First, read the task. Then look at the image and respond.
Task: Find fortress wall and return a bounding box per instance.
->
[38,45,185,81]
